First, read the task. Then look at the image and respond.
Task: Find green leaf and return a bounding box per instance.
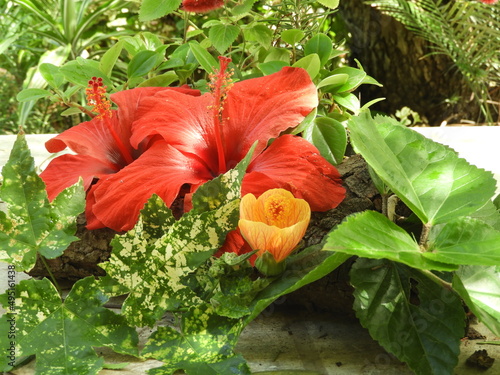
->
[243,24,273,49]
[138,72,179,87]
[0,277,138,374]
[0,134,85,271]
[323,211,457,271]
[60,59,112,87]
[209,24,240,54]
[330,66,367,92]
[453,265,500,337]
[16,88,51,102]
[139,0,182,21]
[143,305,249,375]
[292,54,321,80]
[303,117,346,165]
[348,113,497,225]
[247,247,351,322]
[258,61,289,75]
[281,29,305,45]
[351,258,465,375]
[317,0,339,9]
[333,92,360,114]
[99,40,124,77]
[101,152,253,327]
[304,33,333,66]
[424,217,500,266]
[264,47,291,63]
[39,63,64,89]
[231,0,256,17]
[189,41,218,74]
[127,50,159,79]
[317,73,349,90]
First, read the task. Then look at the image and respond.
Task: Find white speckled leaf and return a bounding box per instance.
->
[143,304,250,375]
[0,277,138,374]
[101,148,254,327]
[0,134,85,270]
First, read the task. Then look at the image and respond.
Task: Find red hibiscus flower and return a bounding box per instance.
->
[88,57,345,232]
[182,0,224,12]
[40,78,200,228]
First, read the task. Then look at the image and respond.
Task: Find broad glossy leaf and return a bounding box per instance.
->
[143,305,250,375]
[348,113,497,225]
[317,0,339,9]
[60,59,112,87]
[0,278,138,374]
[333,92,360,114]
[304,33,333,66]
[209,24,239,54]
[292,54,320,80]
[330,66,366,92]
[0,134,85,271]
[452,265,500,337]
[303,116,346,165]
[139,0,181,21]
[317,73,349,90]
[16,88,51,102]
[351,258,465,375]
[281,29,305,45]
[323,211,456,271]
[139,72,179,87]
[425,217,500,266]
[189,41,218,74]
[127,50,159,79]
[39,63,64,88]
[264,47,291,63]
[258,61,289,75]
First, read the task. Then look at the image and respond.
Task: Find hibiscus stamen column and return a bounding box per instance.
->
[86,77,134,165]
[208,57,233,175]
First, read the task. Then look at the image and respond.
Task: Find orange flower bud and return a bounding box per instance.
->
[238,189,311,267]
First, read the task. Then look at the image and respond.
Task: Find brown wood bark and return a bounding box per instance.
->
[338,0,479,125]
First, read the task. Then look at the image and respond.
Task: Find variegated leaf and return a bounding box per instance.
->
[0,133,85,271]
[0,277,138,375]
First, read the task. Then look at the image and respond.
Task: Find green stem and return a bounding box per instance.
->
[40,256,61,295]
[418,268,453,291]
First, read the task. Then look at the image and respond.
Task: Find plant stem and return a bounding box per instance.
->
[419,222,432,249]
[40,256,61,295]
[418,268,453,291]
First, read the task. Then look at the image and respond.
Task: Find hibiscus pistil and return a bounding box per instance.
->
[208,56,233,175]
[86,77,134,165]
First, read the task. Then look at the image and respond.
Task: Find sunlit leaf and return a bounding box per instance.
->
[139,0,181,21]
[209,24,239,54]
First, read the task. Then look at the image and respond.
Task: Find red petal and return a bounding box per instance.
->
[182,0,224,12]
[130,91,220,174]
[90,140,212,232]
[242,135,345,211]
[222,67,318,166]
[111,86,200,147]
[40,154,118,201]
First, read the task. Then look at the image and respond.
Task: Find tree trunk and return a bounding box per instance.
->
[338,0,479,125]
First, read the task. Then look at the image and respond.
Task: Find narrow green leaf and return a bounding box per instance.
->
[127,50,159,79]
[351,258,465,375]
[281,29,305,45]
[292,54,321,80]
[317,73,349,90]
[139,0,181,21]
[329,66,367,92]
[0,277,138,374]
[0,134,85,270]
[138,72,179,87]
[348,113,497,225]
[16,88,51,102]
[453,265,500,337]
[303,117,346,165]
[99,40,124,77]
[189,41,218,74]
[425,217,500,266]
[323,211,457,271]
[209,24,240,54]
[304,33,333,66]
